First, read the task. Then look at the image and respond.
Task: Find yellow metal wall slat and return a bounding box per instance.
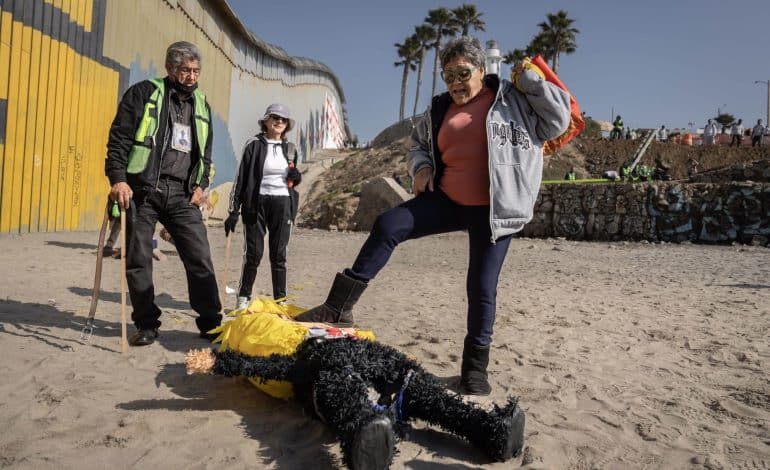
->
[80,55,92,230]
[60,48,75,230]
[82,2,97,230]
[46,36,64,232]
[53,2,71,231]
[30,29,51,233]
[0,11,13,223]
[84,0,93,33]
[74,55,93,230]
[2,16,26,232]
[38,32,57,231]
[67,0,83,230]
[16,17,33,232]
[22,25,43,233]
[79,4,96,230]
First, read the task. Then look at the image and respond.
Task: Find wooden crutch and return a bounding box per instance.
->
[119,207,128,353]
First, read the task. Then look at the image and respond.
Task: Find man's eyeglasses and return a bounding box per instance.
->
[178,67,200,76]
[440,66,476,83]
[269,114,288,123]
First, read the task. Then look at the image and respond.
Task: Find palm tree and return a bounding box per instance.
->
[412,24,437,117]
[425,8,458,98]
[451,4,485,37]
[535,10,579,73]
[502,48,528,66]
[526,32,552,62]
[394,36,420,121]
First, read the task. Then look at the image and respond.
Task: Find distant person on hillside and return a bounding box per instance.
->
[564,167,577,181]
[751,119,765,147]
[730,119,744,147]
[703,119,718,145]
[687,157,700,179]
[625,127,632,140]
[292,36,571,397]
[226,103,301,310]
[657,125,668,142]
[654,157,672,181]
[610,115,623,140]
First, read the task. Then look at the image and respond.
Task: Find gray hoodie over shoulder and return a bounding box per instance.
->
[407,70,571,242]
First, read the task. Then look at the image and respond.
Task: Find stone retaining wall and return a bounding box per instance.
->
[521,182,770,245]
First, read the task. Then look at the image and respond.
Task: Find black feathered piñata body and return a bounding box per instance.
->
[188,301,524,469]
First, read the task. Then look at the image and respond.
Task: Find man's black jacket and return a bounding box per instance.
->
[105,77,213,193]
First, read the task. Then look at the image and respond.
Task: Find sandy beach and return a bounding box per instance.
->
[1,228,768,469]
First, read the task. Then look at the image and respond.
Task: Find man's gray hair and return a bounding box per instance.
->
[439,36,486,69]
[165,41,202,72]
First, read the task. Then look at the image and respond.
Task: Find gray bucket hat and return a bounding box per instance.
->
[258,103,295,133]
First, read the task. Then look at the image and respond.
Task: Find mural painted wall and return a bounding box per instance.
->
[0,0,347,233]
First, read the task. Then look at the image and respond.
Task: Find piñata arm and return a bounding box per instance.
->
[186,349,294,384]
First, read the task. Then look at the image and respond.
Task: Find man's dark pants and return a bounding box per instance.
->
[126,177,222,333]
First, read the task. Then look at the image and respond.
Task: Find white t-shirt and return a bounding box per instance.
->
[259,139,290,196]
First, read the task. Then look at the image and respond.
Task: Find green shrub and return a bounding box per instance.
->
[320,190,340,202]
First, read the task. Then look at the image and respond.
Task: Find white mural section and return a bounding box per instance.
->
[322,93,346,149]
[225,72,345,182]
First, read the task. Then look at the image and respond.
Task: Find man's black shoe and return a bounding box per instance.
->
[128,328,159,346]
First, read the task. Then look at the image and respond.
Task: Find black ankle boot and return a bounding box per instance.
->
[460,337,491,395]
[347,415,396,470]
[293,272,367,325]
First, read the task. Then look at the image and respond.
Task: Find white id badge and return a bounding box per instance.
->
[171,123,192,153]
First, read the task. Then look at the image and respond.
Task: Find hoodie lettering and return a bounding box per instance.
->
[489,120,532,150]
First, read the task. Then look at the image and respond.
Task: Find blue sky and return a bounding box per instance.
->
[226,0,770,142]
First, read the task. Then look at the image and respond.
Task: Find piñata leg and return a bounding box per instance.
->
[400,371,525,462]
[311,368,396,470]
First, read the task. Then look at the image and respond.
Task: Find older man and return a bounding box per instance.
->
[105,41,221,346]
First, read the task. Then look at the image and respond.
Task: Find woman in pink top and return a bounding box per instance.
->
[297,36,570,410]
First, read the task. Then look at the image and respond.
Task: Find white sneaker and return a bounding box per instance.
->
[236,296,250,310]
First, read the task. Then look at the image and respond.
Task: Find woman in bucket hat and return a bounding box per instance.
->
[226,103,302,309]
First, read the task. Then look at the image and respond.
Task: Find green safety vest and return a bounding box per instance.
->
[126,78,210,185]
[566,172,576,181]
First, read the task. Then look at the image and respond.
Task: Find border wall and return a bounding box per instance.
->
[0,0,347,233]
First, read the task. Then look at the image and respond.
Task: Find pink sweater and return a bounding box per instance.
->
[437,87,494,205]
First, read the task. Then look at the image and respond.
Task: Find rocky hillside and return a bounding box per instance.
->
[550,137,770,181]
[297,139,410,231]
[298,134,770,231]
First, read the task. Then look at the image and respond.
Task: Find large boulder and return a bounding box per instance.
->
[350,177,411,231]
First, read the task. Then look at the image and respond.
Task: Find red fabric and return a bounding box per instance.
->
[531,55,584,155]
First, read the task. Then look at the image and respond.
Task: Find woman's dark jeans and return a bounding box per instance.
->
[348,189,511,346]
